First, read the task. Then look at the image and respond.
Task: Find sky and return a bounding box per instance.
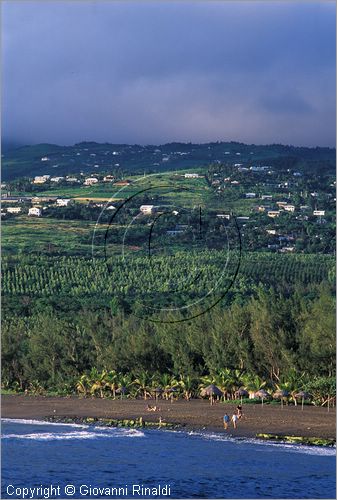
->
[2,1,336,147]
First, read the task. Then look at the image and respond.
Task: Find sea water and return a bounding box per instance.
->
[1,419,335,499]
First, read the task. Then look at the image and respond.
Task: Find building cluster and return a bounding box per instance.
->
[30,170,204,189]
[208,161,334,253]
[252,201,325,219]
[32,174,119,186]
[1,195,74,219]
[33,174,80,185]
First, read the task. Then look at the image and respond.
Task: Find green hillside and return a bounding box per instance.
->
[2,140,335,180]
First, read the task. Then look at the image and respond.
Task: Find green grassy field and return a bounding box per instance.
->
[14,171,205,193]
[11,173,213,208]
[2,217,95,255]
[2,216,142,256]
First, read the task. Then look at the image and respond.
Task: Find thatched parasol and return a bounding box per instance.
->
[200,384,223,397]
[201,384,223,405]
[294,391,311,399]
[255,389,270,398]
[255,389,271,406]
[294,391,312,410]
[273,389,290,398]
[235,388,249,404]
[273,389,290,408]
[235,388,249,398]
[153,387,163,401]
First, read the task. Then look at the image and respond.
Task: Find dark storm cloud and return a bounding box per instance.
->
[2,1,336,147]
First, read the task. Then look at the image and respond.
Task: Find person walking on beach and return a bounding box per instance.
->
[237,404,243,419]
[232,413,239,429]
[223,413,230,430]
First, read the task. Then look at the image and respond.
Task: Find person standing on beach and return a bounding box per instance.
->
[223,413,230,430]
[237,404,243,419]
[232,413,238,429]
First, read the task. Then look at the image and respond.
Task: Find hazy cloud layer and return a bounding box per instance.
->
[2,1,336,146]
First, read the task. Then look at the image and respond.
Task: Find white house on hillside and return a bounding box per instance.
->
[84,177,99,186]
[28,207,42,217]
[50,177,65,183]
[56,199,72,207]
[283,205,295,212]
[267,211,280,218]
[33,175,50,184]
[7,207,22,214]
[140,205,157,214]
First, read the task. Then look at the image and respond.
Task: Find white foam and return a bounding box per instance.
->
[2,428,144,441]
[1,418,145,440]
[1,418,87,429]
[168,429,336,456]
[3,431,106,441]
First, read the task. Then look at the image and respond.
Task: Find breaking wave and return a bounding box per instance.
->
[183,430,336,456]
[1,419,145,440]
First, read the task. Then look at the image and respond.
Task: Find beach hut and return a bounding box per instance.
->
[294,391,311,410]
[273,389,289,408]
[235,388,249,404]
[255,389,271,407]
[201,384,223,405]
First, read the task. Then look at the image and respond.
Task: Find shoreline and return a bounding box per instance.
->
[5,415,335,448]
[2,394,336,444]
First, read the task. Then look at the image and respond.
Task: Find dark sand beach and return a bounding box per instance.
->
[2,395,335,439]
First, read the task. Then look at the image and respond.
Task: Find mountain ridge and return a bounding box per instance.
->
[2,140,335,181]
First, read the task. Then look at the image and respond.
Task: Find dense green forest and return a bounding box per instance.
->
[2,250,335,403]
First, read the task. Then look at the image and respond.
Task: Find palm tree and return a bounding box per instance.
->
[89,368,107,398]
[76,374,90,397]
[104,370,119,399]
[132,371,153,400]
[28,380,45,396]
[178,375,197,401]
[116,372,132,399]
[277,368,306,405]
[229,369,244,398]
[155,373,174,399]
[211,371,228,399]
[241,373,267,399]
[212,369,243,399]
[198,374,214,393]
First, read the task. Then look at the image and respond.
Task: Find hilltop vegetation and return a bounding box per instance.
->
[2,140,335,180]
